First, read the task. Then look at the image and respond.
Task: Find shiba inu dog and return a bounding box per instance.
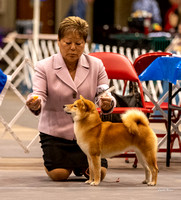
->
[63,95,158,186]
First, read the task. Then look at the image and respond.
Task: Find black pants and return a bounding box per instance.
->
[39,133,108,171]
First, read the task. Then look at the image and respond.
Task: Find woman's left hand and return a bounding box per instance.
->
[100,93,113,111]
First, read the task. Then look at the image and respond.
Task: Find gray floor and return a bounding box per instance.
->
[0,90,181,200]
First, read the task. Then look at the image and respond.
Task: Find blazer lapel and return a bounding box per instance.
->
[74,54,89,88]
[54,53,90,92]
[54,53,77,92]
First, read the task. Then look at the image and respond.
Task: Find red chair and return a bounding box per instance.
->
[134,52,172,76]
[89,52,153,167]
[133,52,181,155]
[89,52,152,114]
[134,52,173,115]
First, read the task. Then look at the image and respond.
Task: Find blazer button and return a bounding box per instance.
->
[73,93,77,99]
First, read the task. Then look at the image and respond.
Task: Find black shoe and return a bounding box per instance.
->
[73,168,84,177]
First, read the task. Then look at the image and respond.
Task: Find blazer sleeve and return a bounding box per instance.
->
[26,59,48,116]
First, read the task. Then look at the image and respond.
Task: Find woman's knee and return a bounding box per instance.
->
[45,167,72,181]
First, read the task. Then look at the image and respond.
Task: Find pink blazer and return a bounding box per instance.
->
[29,52,109,140]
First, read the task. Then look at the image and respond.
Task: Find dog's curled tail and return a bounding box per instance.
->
[121,109,149,135]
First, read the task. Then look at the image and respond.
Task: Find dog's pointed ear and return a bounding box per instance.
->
[80,95,85,100]
[80,95,90,111]
[80,95,86,106]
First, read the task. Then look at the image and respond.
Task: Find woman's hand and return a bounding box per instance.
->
[26,96,41,111]
[100,93,113,111]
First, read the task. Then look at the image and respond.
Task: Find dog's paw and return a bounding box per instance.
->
[147,182,156,186]
[90,181,100,186]
[85,180,92,184]
[142,180,148,184]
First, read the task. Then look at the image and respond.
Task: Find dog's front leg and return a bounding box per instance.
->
[85,157,94,184]
[90,155,101,186]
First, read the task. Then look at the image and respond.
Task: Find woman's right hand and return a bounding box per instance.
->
[26,96,41,111]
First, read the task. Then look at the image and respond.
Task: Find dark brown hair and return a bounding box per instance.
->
[58,16,89,42]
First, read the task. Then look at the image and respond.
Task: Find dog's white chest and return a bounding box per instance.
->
[74,122,89,155]
[74,123,79,136]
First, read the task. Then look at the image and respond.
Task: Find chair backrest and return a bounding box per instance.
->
[134,52,172,75]
[133,52,173,102]
[89,52,146,108]
[89,52,138,81]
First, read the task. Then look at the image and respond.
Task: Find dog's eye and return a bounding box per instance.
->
[73,105,77,107]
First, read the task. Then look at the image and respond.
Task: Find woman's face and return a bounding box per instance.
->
[58,32,86,65]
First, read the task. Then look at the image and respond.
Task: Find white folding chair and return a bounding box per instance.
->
[0,58,37,153]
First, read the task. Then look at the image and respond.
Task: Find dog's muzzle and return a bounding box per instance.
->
[63,105,71,114]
